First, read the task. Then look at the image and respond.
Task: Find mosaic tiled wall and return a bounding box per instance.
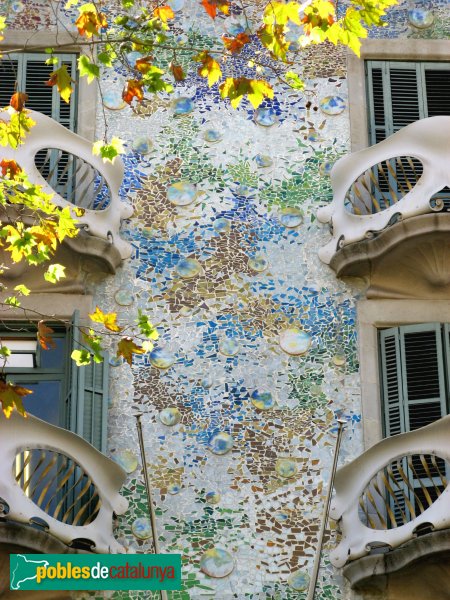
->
[2,1,449,598]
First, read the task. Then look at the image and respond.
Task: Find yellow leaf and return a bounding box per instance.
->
[196,52,222,87]
[117,337,145,366]
[46,65,74,103]
[153,5,174,22]
[0,381,32,418]
[89,305,123,332]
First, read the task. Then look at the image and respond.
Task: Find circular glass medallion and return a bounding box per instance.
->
[219,338,239,357]
[288,570,310,591]
[149,348,176,369]
[175,258,202,278]
[132,517,152,540]
[209,432,234,455]
[319,161,333,176]
[167,483,181,495]
[279,328,311,355]
[248,254,268,273]
[132,136,153,155]
[254,107,278,127]
[171,97,194,115]
[109,355,124,367]
[205,491,221,504]
[126,51,143,68]
[213,218,231,233]
[114,288,135,306]
[319,95,346,116]
[167,181,197,206]
[203,129,222,143]
[279,207,303,228]
[168,0,184,11]
[103,90,127,111]
[332,352,346,367]
[11,1,24,12]
[275,458,298,479]
[254,154,273,168]
[251,390,274,411]
[408,9,434,29]
[200,548,235,578]
[159,407,181,426]
[114,449,138,473]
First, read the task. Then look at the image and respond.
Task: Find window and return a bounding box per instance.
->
[0,52,78,129]
[379,323,449,437]
[1,312,109,452]
[0,52,81,203]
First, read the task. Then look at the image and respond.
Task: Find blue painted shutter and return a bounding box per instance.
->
[69,311,109,452]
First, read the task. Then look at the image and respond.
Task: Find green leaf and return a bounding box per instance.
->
[136,309,159,339]
[14,284,30,296]
[78,54,100,83]
[92,137,124,163]
[44,263,66,283]
[285,71,305,90]
[97,51,114,67]
[71,349,92,366]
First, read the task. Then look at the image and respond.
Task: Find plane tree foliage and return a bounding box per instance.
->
[0,0,397,417]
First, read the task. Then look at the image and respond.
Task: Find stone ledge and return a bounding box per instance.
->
[343,527,450,590]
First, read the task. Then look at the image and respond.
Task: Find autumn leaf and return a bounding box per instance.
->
[117,337,146,366]
[71,349,91,366]
[0,159,22,179]
[37,320,56,350]
[135,56,154,74]
[122,79,144,104]
[263,1,303,25]
[0,380,32,418]
[258,24,289,61]
[46,65,74,103]
[75,7,108,37]
[195,51,222,86]
[169,62,185,81]
[89,305,123,332]
[200,0,229,19]
[10,92,28,112]
[223,32,250,54]
[219,77,274,108]
[153,5,174,22]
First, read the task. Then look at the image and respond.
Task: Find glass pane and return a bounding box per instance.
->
[40,337,66,369]
[20,381,62,426]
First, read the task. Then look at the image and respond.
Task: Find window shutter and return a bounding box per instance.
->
[399,323,447,432]
[69,311,109,453]
[380,327,405,437]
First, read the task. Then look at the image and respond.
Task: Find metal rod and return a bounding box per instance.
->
[135,414,168,600]
[306,419,346,600]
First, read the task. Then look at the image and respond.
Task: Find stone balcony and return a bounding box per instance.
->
[0,411,128,555]
[0,110,133,293]
[331,416,450,599]
[318,117,450,299]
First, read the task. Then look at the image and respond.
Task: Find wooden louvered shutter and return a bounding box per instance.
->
[399,323,447,432]
[69,311,109,453]
[380,327,405,437]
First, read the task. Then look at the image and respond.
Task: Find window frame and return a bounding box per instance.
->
[0,30,97,141]
[347,39,450,152]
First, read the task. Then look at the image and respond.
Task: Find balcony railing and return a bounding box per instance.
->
[0,110,133,261]
[330,415,450,568]
[0,411,128,553]
[318,116,450,265]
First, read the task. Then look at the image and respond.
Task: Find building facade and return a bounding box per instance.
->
[1,1,450,599]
